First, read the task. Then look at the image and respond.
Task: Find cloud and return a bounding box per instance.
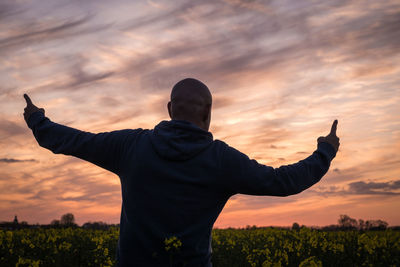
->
[123,1,213,32]
[98,96,121,107]
[211,95,235,109]
[296,151,309,155]
[0,0,24,20]
[348,180,400,195]
[0,119,26,136]
[115,1,308,90]
[0,158,37,163]
[313,180,400,196]
[56,191,118,203]
[0,14,111,54]
[29,55,115,93]
[108,0,400,107]
[67,68,114,90]
[224,193,300,213]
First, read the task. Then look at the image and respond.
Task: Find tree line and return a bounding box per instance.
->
[1,213,397,231]
[290,214,392,231]
[0,213,117,230]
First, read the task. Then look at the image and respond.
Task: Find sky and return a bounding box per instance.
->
[0,0,399,227]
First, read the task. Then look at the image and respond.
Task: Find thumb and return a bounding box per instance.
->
[329,119,338,136]
[24,94,33,106]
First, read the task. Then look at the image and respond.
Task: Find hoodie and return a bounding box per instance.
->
[27,112,337,266]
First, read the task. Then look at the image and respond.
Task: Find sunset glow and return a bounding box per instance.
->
[1,0,399,227]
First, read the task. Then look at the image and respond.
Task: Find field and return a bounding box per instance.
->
[1,227,399,266]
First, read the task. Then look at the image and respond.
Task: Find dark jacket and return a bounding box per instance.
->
[27,112,336,266]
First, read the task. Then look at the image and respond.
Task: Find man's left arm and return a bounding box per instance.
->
[24,94,138,174]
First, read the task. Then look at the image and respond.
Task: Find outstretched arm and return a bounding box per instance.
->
[222,120,339,196]
[23,94,139,175]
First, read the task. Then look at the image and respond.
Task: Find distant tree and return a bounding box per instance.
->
[60,213,76,227]
[358,219,365,230]
[245,225,257,230]
[337,215,388,231]
[292,222,300,231]
[375,220,388,230]
[321,224,340,231]
[338,214,358,230]
[51,219,60,227]
[366,219,388,230]
[82,221,109,230]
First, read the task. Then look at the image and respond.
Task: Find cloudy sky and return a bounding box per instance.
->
[1,0,399,227]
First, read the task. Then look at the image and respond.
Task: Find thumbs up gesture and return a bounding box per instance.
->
[317,120,340,152]
[23,94,45,123]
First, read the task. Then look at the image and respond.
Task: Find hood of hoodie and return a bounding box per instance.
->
[149,120,214,161]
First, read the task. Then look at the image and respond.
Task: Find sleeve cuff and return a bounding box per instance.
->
[317,142,337,160]
[27,111,46,129]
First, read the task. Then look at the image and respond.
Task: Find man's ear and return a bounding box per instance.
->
[202,104,211,122]
[167,101,172,119]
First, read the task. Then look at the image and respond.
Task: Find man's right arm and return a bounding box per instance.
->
[23,94,140,175]
[26,111,138,174]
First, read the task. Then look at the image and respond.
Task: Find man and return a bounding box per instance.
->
[24,78,339,266]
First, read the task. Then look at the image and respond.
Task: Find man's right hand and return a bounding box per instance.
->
[24,94,45,124]
[317,120,340,152]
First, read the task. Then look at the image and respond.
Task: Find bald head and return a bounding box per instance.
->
[167,78,212,131]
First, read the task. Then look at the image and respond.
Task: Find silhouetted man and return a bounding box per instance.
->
[23,78,339,267]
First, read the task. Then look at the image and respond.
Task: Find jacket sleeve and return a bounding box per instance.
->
[27,111,140,175]
[221,141,337,196]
